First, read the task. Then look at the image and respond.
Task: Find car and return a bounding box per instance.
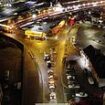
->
[74,84,80,89]
[46,60,52,68]
[44,52,51,61]
[51,20,65,34]
[48,75,54,79]
[68,84,75,88]
[75,92,88,97]
[47,69,54,75]
[44,52,52,68]
[49,83,55,89]
[67,75,75,80]
[68,84,80,89]
[50,92,56,100]
[48,78,54,84]
[67,75,72,79]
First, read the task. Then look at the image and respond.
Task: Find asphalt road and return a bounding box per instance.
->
[22,25,71,103]
[3,23,79,104]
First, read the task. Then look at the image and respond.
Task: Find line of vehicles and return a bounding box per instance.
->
[44,49,57,103]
